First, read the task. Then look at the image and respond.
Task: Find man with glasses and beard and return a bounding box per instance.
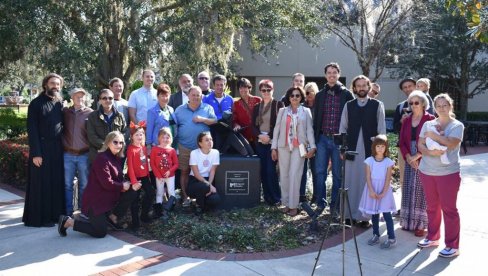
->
[23,73,65,227]
[339,75,386,226]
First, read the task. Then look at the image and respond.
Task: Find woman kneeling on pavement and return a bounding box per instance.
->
[57,131,138,238]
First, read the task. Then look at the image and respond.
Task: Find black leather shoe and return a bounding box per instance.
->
[57,215,69,237]
[107,218,124,231]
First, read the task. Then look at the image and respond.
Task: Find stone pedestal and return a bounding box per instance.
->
[214,155,261,210]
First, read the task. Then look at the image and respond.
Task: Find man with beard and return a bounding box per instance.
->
[313,63,354,213]
[169,74,193,110]
[339,75,386,225]
[23,73,65,227]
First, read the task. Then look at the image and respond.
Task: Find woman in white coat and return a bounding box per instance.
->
[272,86,316,216]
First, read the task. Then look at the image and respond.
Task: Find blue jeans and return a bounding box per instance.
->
[372,212,395,239]
[256,143,281,204]
[64,152,89,215]
[314,135,341,208]
[300,156,316,198]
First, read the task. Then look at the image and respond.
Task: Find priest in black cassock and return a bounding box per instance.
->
[23,73,65,227]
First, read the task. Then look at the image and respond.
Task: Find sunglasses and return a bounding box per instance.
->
[112,140,124,146]
[198,77,209,80]
[306,91,313,96]
[260,89,272,93]
[409,101,420,106]
[101,96,114,101]
[290,94,301,98]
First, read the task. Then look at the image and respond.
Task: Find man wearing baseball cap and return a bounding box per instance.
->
[62,88,94,216]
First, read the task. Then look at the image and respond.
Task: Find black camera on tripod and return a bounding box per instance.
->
[333,133,355,161]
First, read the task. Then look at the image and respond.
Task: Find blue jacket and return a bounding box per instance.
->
[146,103,174,146]
[202,92,233,120]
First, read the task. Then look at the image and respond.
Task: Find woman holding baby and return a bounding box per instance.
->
[416,93,464,258]
[399,90,435,236]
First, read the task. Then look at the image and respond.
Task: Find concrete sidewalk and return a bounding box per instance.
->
[1,153,487,275]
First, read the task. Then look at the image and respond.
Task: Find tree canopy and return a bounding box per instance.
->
[391,0,488,120]
[321,0,416,81]
[446,0,488,43]
[0,0,324,94]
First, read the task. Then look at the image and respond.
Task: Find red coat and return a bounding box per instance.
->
[399,112,435,160]
[126,144,149,184]
[81,151,124,216]
[233,95,262,142]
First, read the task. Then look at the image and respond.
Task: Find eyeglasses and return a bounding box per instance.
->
[409,101,420,106]
[112,140,124,146]
[101,96,114,101]
[290,94,301,98]
[260,89,272,93]
[198,77,209,80]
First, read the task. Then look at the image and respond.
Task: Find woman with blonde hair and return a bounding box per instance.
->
[417,93,464,258]
[57,131,138,238]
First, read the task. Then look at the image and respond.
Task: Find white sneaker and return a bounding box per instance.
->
[182,198,191,207]
[417,238,439,248]
[439,247,459,258]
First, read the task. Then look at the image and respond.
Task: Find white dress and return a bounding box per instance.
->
[358,157,397,216]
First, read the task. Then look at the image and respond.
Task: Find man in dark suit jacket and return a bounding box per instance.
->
[169,74,193,110]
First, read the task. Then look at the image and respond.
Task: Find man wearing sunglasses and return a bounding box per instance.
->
[197,71,213,96]
[87,89,127,164]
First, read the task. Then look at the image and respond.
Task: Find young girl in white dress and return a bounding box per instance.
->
[359,134,397,249]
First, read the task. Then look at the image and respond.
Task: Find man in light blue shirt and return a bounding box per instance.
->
[174,86,216,206]
[128,70,158,123]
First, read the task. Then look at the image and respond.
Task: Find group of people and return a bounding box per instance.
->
[24,65,464,258]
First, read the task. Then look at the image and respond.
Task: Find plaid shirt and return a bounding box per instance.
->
[321,88,341,135]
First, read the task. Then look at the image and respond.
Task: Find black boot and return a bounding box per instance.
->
[154,203,163,218]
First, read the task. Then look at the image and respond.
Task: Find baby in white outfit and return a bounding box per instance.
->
[425,123,449,164]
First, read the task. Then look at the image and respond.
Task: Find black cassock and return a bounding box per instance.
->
[23,93,65,227]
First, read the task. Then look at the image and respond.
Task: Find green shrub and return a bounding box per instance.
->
[0,108,27,139]
[0,136,29,190]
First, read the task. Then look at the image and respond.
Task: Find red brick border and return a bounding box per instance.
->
[1,182,368,275]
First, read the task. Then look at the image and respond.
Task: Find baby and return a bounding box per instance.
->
[425,123,449,164]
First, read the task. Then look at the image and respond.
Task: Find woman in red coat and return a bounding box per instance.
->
[57,131,139,238]
[399,91,435,237]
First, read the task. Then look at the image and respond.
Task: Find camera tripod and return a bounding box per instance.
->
[311,144,363,276]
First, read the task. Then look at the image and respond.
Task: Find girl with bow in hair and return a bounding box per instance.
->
[126,121,156,230]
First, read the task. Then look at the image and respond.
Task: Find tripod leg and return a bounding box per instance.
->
[312,215,334,276]
[343,190,363,276]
